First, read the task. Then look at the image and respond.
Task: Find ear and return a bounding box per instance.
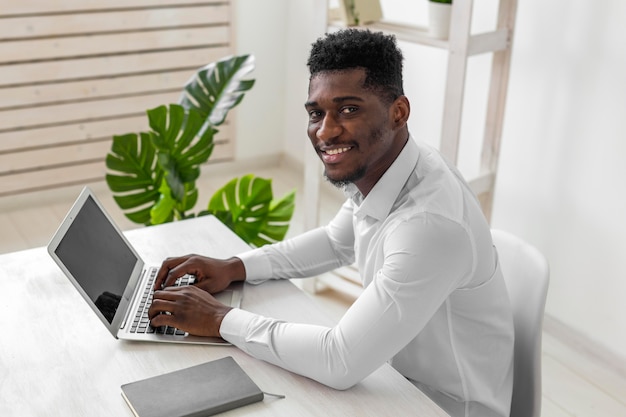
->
[390,96,410,129]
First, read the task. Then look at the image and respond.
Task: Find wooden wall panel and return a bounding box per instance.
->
[0,5,230,39]
[0,117,232,154]
[2,0,221,16]
[0,70,192,108]
[0,115,149,151]
[0,125,233,173]
[0,92,179,130]
[0,1,234,197]
[0,27,229,64]
[0,47,231,85]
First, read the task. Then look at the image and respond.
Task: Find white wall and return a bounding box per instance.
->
[233,0,325,163]
[232,0,288,161]
[491,0,626,360]
[234,0,626,360]
[281,2,329,165]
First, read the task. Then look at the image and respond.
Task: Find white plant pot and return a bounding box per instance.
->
[428,2,452,40]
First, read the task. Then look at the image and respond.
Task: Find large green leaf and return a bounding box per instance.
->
[254,190,296,246]
[148,104,214,218]
[105,132,163,225]
[207,174,271,244]
[179,54,256,126]
[205,175,295,247]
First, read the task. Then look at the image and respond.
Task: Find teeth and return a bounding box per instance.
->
[325,147,350,155]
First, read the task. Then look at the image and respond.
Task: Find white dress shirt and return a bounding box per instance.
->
[220,137,514,417]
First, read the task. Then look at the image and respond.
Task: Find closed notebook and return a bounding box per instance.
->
[121,356,264,417]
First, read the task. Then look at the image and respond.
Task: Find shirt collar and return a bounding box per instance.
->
[350,135,419,221]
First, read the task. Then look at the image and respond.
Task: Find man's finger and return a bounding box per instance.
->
[149,312,176,328]
[154,256,188,289]
[148,296,177,319]
[162,267,187,289]
[152,287,187,301]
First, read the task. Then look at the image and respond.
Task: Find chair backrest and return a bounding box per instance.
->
[491,229,550,417]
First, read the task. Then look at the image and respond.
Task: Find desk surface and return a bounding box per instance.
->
[0,216,447,416]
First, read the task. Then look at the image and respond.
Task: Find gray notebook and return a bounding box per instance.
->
[121,356,264,417]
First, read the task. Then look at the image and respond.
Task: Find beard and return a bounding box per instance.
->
[317,125,386,190]
[324,164,367,190]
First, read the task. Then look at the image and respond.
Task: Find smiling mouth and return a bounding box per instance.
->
[322,146,352,155]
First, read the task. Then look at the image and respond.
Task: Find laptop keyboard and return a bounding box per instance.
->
[129,268,194,336]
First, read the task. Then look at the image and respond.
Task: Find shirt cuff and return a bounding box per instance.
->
[219,308,257,345]
[237,247,273,283]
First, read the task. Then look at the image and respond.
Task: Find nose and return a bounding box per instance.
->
[316,113,342,141]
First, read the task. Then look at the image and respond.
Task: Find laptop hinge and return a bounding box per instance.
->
[120,268,147,330]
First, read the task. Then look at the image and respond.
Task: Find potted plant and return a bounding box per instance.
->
[428,0,452,40]
[329,0,383,26]
[105,55,296,247]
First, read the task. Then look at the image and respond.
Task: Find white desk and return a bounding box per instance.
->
[0,216,448,416]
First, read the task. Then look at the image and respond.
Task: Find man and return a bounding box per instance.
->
[149,29,514,417]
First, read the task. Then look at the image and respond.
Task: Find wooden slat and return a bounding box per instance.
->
[0,26,229,64]
[468,171,495,196]
[0,126,232,173]
[0,116,232,153]
[0,47,230,86]
[0,0,222,16]
[0,69,194,109]
[439,0,474,164]
[0,140,111,173]
[0,140,234,197]
[317,272,363,300]
[0,161,106,196]
[366,20,448,49]
[0,92,181,131]
[0,115,147,152]
[0,5,229,39]
[332,264,363,286]
[468,28,510,56]
[354,21,510,56]
[479,0,518,221]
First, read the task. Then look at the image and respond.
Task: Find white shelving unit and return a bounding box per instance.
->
[303,0,519,295]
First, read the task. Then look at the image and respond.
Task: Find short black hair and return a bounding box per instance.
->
[307,29,404,104]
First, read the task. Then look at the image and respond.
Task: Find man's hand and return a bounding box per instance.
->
[154,254,245,293]
[148,285,232,337]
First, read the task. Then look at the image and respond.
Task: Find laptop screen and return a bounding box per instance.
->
[54,194,137,323]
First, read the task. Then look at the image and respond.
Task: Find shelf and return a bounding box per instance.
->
[316,271,363,300]
[468,171,496,196]
[468,29,510,55]
[360,20,448,48]
[331,19,510,56]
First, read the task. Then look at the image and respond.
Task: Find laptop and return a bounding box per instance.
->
[47,187,243,345]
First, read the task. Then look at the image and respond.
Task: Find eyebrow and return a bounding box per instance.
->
[304,95,365,108]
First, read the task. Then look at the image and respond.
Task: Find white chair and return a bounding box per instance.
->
[491,229,550,417]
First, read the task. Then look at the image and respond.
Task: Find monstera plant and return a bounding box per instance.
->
[105,55,295,247]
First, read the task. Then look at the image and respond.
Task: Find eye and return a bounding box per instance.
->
[308,109,322,121]
[340,106,358,115]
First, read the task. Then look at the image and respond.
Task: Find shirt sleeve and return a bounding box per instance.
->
[220,214,474,390]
